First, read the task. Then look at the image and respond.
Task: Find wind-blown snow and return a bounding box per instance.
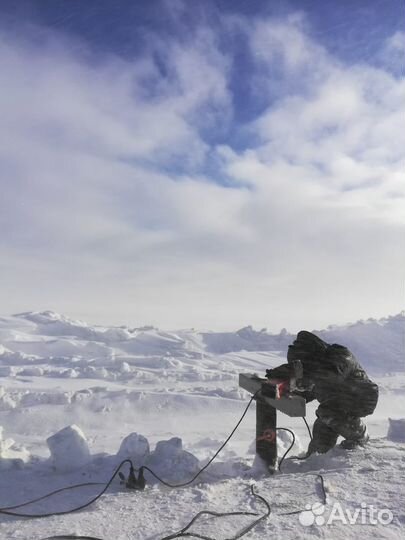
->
[0,310,404,539]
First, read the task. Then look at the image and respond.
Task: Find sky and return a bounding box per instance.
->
[0,0,404,332]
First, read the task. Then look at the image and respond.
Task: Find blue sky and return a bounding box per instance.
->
[0,0,404,331]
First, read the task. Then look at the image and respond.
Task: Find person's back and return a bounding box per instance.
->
[285,331,378,453]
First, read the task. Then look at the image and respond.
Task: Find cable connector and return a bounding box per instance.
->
[137,467,146,490]
[118,465,146,490]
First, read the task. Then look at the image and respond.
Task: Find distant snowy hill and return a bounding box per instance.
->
[318,314,405,374]
[0,310,403,376]
[204,315,405,373]
[203,315,405,374]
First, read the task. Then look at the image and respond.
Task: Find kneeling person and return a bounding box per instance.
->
[266,331,379,454]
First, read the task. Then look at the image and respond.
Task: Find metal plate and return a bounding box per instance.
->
[239,373,306,417]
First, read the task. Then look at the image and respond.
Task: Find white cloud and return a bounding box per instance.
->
[236,21,405,228]
[378,30,405,74]
[251,14,327,72]
[0,16,404,331]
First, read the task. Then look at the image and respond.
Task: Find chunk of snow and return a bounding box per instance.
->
[46,424,91,472]
[387,418,405,442]
[117,433,150,466]
[154,437,183,457]
[145,437,200,483]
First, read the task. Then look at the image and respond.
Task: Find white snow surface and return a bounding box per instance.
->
[0,310,404,539]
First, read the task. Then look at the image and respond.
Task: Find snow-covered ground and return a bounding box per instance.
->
[0,310,404,539]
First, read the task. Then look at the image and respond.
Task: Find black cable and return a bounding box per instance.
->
[277,473,327,515]
[160,484,271,540]
[140,391,260,488]
[303,417,313,440]
[276,428,296,472]
[34,418,324,540]
[39,486,271,540]
[39,472,327,539]
[316,473,327,505]
[2,391,323,540]
[1,483,104,511]
[273,418,327,517]
[0,460,133,518]
[285,416,313,463]
[39,474,325,540]
[1,392,259,518]
[0,395,306,518]
[39,536,104,540]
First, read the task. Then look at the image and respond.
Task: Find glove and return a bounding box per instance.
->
[265,364,291,380]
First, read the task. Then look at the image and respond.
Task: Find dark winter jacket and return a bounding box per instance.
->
[285,331,378,417]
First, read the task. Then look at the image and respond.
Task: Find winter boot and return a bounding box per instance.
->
[339,421,369,450]
[340,433,369,450]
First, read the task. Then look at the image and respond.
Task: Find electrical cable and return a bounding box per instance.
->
[39,536,104,540]
[0,394,315,516]
[285,416,313,463]
[3,389,326,540]
[36,485,270,540]
[275,428,295,472]
[273,417,327,516]
[1,392,260,517]
[277,474,327,515]
[31,393,268,540]
[139,390,260,489]
[37,472,324,539]
[303,417,313,440]
[159,485,271,540]
[0,459,133,518]
[316,473,327,505]
[1,483,105,511]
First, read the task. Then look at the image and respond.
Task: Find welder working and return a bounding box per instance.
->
[266,331,379,454]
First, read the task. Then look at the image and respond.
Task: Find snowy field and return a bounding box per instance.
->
[0,311,404,540]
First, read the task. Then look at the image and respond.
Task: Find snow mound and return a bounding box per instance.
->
[117,432,150,466]
[145,437,200,483]
[387,418,405,442]
[46,424,91,472]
